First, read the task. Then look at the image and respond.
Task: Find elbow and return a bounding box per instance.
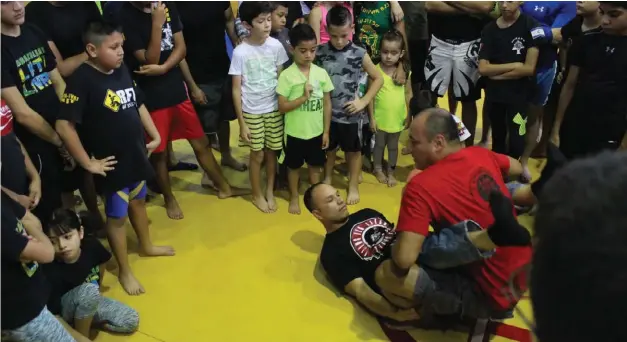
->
[393,252,417,271]
[478,64,488,76]
[41,246,56,263]
[278,103,289,113]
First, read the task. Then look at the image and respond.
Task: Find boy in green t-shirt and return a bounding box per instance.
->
[277,24,334,215]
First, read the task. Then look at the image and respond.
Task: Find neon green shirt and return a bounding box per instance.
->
[277,63,334,140]
[373,64,409,133]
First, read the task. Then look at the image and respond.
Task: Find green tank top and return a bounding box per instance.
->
[373,64,409,133]
[356,1,392,60]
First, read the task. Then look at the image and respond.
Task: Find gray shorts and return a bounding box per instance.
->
[191,78,236,134]
[413,266,493,320]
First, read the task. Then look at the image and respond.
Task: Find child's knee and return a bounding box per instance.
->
[122,308,140,333]
[75,284,101,319]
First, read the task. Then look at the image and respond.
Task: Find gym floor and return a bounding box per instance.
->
[92,95,537,342]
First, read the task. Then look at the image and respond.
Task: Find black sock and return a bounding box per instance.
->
[487,191,531,246]
[530,142,567,197]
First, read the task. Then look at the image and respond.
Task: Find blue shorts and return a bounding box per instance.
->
[532,61,557,106]
[104,180,147,219]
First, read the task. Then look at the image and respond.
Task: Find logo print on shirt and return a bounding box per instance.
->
[534,6,545,12]
[15,47,53,98]
[512,37,525,55]
[0,100,14,136]
[160,7,174,51]
[61,93,79,104]
[470,170,499,202]
[103,88,138,112]
[606,46,615,55]
[349,217,395,261]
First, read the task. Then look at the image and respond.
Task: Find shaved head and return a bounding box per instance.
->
[409,108,463,169]
[412,108,460,143]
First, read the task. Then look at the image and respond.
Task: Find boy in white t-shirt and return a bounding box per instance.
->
[230,2,289,213]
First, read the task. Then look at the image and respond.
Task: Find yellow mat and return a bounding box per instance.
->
[94,97,536,342]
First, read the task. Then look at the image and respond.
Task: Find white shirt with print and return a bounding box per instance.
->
[229,37,289,114]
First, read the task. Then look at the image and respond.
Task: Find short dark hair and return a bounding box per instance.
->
[532,152,627,342]
[271,2,290,11]
[600,1,627,10]
[46,208,97,237]
[326,5,352,28]
[239,1,273,25]
[82,20,122,47]
[289,23,317,47]
[419,108,459,143]
[304,182,325,213]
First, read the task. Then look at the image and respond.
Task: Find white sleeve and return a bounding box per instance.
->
[228,48,244,76]
[452,114,471,142]
[276,42,289,67]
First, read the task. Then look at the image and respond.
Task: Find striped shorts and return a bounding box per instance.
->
[241,112,283,152]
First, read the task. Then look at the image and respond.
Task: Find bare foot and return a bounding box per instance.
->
[119,271,145,296]
[201,173,217,190]
[221,156,247,172]
[374,169,387,184]
[387,174,397,187]
[141,244,176,257]
[401,146,412,155]
[288,197,301,215]
[218,186,249,199]
[252,195,270,213]
[347,188,360,205]
[266,193,277,212]
[323,177,332,185]
[165,198,184,220]
[358,172,363,184]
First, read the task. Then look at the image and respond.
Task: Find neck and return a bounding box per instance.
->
[380,63,397,72]
[1,22,20,37]
[247,35,266,46]
[86,60,114,75]
[582,13,602,29]
[502,10,521,24]
[440,143,464,160]
[324,218,349,234]
[297,62,311,72]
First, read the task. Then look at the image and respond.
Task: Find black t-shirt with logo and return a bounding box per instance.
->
[428,13,490,43]
[1,193,50,330]
[178,1,231,84]
[26,1,102,59]
[120,2,187,111]
[479,14,540,105]
[43,237,112,315]
[320,209,396,294]
[1,23,59,151]
[566,32,627,135]
[57,63,153,194]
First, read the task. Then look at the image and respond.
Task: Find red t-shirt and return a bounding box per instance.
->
[397,147,532,310]
[1,99,14,136]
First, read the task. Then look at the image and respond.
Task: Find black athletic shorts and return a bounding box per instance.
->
[282,134,326,169]
[329,122,362,153]
[191,77,236,134]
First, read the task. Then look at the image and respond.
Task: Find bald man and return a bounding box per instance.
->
[376,108,544,321]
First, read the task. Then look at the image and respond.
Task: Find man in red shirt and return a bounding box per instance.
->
[375,108,560,321]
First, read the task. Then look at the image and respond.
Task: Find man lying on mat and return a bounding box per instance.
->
[306,108,565,326]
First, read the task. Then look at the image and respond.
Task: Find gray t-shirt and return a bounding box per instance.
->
[315,42,367,124]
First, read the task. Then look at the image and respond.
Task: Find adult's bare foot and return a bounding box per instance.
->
[217,186,249,199]
[347,187,360,205]
[201,173,217,190]
[374,169,387,184]
[387,173,398,187]
[165,198,184,220]
[141,244,176,257]
[288,197,301,215]
[119,271,145,296]
[252,195,270,213]
[221,156,247,172]
[266,192,277,212]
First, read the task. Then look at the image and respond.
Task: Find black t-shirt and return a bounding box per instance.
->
[566,32,627,134]
[119,2,187,111]
[560,16,602,70]
[57,63,153,193]
[26,1,101,59]
[428,13,490,43]
[1,23,60,151]
[177,1,230,84]
[479,14,540,105]
[43,238,111,315]
[1,193,50,330]
[1,133,28,195]
[320,209,396,294]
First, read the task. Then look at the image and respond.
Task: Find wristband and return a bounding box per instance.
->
[531,25,553,43]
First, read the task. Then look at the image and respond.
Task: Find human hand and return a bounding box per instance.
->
[343,98,367,115]
[28,179,41,209]
[240,124,251,143]
[15,194,33,209]
[390,1,404,23]
[549,132,560,147]
[86,156,117,177]
[134,64,167,76]
[404,116,411,129]
[370,119,377,133]
[146,137,161,157]
[190,86,208,105]
[391,308,420,322]
[303,82,313,100]
[151,1,167,26]
[322,132,329,149]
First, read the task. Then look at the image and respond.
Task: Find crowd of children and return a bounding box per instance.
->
[2,1,626,341]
